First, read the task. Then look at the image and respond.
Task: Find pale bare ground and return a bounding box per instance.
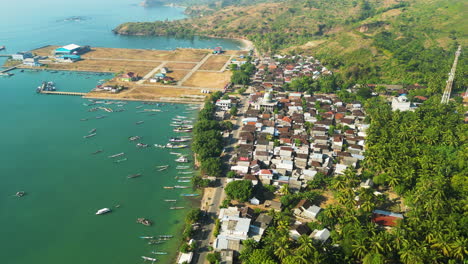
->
[318,190,338,208]
[33,45,58,56]
[166,70,190,81]
[84,48,209,62]
[38,60,160,76]
[223,50,249,56]
[183,71,232,89]
[199,55,231,71]
[201,187,216,211]
[165,62,197,70]
[33,46,210,62]
[88,85,206,101]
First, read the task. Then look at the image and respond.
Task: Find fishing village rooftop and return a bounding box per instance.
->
[3,44,249,103]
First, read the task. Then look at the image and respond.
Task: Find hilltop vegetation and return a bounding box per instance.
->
[115,0,466,87]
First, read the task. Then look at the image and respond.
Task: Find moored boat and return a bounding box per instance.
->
[181,194,199,197]
[108,152,124,158]
[152,251,168,255]
[114,158,127,163]
[137,218,152,226]
[129,136,141,141]
[96,208,111,215]
[92,149,103,155]
[136,143,149,148]
[169,207,185,210]
[88,128,97,133]
[83,133,97,138]
[136,121,144,125]
[164,199,177,202]
[127,173,142,179]
[165,143,187,149]
[141,256,157,262]
[175,156,188,163]
[174,185,190,189]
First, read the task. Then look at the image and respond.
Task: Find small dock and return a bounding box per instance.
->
[40,91,87,96]
[0,66,16,76]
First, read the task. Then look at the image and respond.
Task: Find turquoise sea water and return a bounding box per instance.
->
[0,1,240,263]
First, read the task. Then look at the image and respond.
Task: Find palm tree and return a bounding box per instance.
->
[279,184,290,195]
[352,237,369,259]
[274,236,290,260]
[450,237,468,261]
[297,235,316,258]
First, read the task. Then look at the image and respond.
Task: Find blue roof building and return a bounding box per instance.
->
[55,44,81,55]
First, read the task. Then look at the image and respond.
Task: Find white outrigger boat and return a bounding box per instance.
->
[141,256,157,262]
[176,166,190,169]
[96,208,111,215]
[175,156,188,163]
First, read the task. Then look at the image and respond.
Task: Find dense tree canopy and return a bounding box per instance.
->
[225,180,253,202]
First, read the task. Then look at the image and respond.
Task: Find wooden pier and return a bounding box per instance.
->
[40,91,87,96]
[0,66,17,73]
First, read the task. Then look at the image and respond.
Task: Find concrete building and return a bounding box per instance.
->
[12,52,33,60]
[392,95,416,111]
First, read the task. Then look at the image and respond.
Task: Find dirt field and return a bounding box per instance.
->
[199,55,231,71]
[166,70,190,81]
[39,59,159,76]
[25,46,237,102]
[88,85,205,101]
[165,62,197,70]
[183,71,232,89]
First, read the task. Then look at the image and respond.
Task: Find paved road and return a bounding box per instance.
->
[194,179,226,264]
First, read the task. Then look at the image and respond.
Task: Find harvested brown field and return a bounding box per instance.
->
[82,48,208,62]
[199,55,231,71]
[182,71,231,89]
[88,85,205,101]
[36,59,159,76]
[166,70,190,81]
[165,62,196,70]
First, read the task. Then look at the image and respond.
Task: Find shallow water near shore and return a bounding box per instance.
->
[0,0,239,263]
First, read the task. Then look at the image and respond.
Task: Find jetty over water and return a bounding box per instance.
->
[40,91,87,96]
[0,66,16,76]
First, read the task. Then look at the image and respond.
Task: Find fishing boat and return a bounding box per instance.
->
[176,166,190,169]
[175,156,188,163]
[114,158,128,163]
[148,240,164,245]
[95,115,106,119]
[169,137,191,142]
[176,115,187,119]
[169,207,185,210]
[178,171,193,174]
[15,191,25,197]
[136,121,144,125]
[96,208,111,215]
[88,128,97,133]
[129,136,141,141]
[174,185,190,189]
[80,118,88,121]
[163,186,174,189]
[139,236,154,239]
[127,173,142,179]
[157,167,168,172]
[165,143,187,149]
[0,46,5,50]
[151,251,168,255]
[173,128,192,133]
[176,176,192,179]
[136,105,143,109]
[181,194,199,197]
[108,152,124,158]
[154,144,166,148]
[178,180,191,183]
[159,235,173,238]
[164,199,177,202]
[92,150,103,155]
[137,218,152,226]
[141,256,157,262]
[83,133,97,139]
[170,152,183,156]
[136,143,149,148]
[144,109,161,112]
[156,165,169,168]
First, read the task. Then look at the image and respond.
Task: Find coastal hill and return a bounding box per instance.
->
[114,0,466,86]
